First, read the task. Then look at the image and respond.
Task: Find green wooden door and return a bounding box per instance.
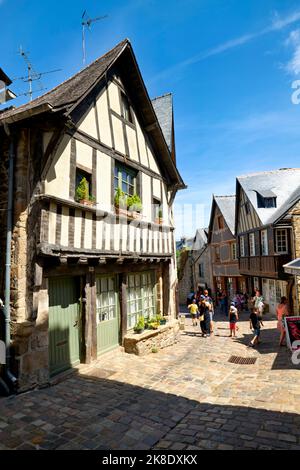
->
[49,277,80,376]
[96,275,119,356]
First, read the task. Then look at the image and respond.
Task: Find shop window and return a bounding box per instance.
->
[127,272,156,330]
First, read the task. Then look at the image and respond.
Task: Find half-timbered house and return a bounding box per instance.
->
[208,195,244,299]
[0,39,185,390]
[235,169,300,315]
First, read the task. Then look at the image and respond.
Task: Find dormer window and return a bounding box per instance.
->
[256,190,277,209]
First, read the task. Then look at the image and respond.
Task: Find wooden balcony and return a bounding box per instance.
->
[239,254,292,278]
[37,195,174,259]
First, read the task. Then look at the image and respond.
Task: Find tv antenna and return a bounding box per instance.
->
[82,10,108,66]
[16,46,61,102]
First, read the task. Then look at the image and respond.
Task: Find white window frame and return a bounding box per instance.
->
[275,229,288,254]
[249,233,256,257]
[261,229,268,256]
[240,236,245,257]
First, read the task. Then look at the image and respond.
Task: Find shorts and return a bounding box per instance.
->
[209,312,213,322]
[254,328,261,337]
[229,322,236,331]
[190,313,196,319]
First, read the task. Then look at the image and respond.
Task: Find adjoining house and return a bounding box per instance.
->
[191,228,213,295]
[0,39,185,391]
[235,168,300,315]
[177,228,213,304]
[208,195,245,299]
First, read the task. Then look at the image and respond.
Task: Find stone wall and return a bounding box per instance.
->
[192,245,213,293]
[178,250,192,305]
[123,321,180,356]
[290,201,300,314]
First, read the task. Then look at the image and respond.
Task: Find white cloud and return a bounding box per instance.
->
[150,9,300,83]
[285,29,300,75]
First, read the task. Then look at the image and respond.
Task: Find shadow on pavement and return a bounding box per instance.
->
[0,369,299,450]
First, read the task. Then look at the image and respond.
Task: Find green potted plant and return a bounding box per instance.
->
[157,313,166,325]
[76,177,95,206]
[127,193,142,219]
[114,188,128,216]
[133,316,145,334]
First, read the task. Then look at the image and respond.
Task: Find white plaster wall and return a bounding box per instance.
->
[74,209,82,248]
[61,206,69,246]
[135,118,148,167]
[96,90,112,148]
[105,223,111,251]
[108,82,121,114]
[146,142,160,174]
[135,227,140,253]
[96,151,111,211]
[112,115,126,155]
[76,140,93,170]
[121,223,127,252]
[129,225,135,252]
[161,183,169,225]
[78,107,98,140]
[84,212,92,249]
[45,135,71,200]
[141,173,152,221]
[96,219,103,250]
[152,178,161,200]
[126,125,139,162]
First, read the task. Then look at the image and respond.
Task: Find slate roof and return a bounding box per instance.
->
[0,39,128,121]
[215,195,236,235]
[0,39,185,189]
[151,93,173,152]
[237,168,300,225]
[192,228,208,251]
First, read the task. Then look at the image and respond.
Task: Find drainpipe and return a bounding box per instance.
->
[3,126,17,391]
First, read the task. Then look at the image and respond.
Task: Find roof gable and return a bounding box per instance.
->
[208,195,236,241]
[237,168,300,225]
[0,39,185,189]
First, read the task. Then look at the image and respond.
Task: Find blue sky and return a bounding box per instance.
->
[1,0,300,238]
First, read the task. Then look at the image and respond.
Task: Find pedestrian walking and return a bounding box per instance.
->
[248,310,262,347]
[188,299,198,326]
[202,289,214,334]
[229,303,239,338]
[276,296,289,347]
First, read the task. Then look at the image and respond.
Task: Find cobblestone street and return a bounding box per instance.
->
[0,310,300,450]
